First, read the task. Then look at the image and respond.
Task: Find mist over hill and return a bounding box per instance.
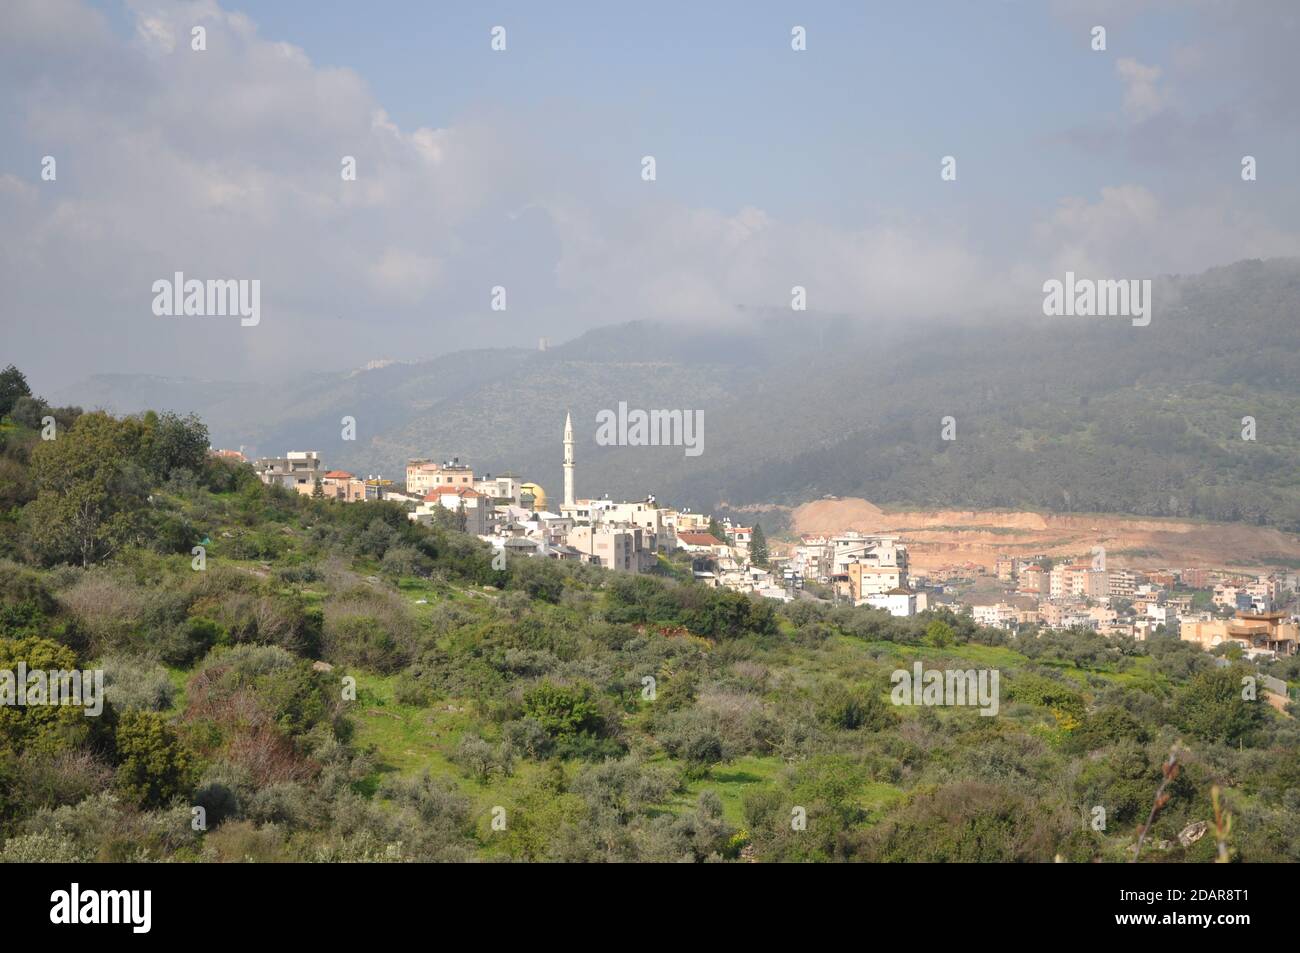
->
[53,258,1300,532]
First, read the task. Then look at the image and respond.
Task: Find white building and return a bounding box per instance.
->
[474,473,524,503]
[864,588,919,617]
[973,603,1021,629]
[409,486,496,535]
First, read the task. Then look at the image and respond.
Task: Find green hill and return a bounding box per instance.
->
[1,402,1297,863]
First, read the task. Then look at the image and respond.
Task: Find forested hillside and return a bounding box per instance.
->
[2,387,1298,862]
[53,258,1300,532]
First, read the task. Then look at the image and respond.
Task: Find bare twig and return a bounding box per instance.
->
[1132,746,1181,863]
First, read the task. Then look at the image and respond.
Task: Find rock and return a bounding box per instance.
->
[1178,820,1208,847]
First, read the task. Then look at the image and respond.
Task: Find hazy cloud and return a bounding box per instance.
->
[1,0,1299,389]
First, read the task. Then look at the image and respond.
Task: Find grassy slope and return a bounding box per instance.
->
[338,573,1210,859]
[11,467,1287,862]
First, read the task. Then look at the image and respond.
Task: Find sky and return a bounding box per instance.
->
[2,0,1299,391]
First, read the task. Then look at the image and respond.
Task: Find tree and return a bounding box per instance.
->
[706,517,725,542]
[24,412,148,567]
[522,681,604,739]
[1175,666,1267,746]
[312,477,325,499]
[925,619,956,648]
[140,411,209,482]
[113,709,195,809]
[9,396,47,430]
[0,637,94,755]
[816,683,895,731]
[0,365,30,418]
[750,523,769,566]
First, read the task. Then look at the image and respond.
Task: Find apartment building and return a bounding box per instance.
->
[254,450,323,494]
[596,499,674,553]
[1108,568,1137,598]
[791,535,832,581]
[847,559,907,602]
[565,524,654,572]
[473,472,523,502]
[406,458,475,495]
[1050,563,1107,600]
[1017,564,1047,595]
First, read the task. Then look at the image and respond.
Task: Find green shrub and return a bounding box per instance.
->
[113,710,195,809]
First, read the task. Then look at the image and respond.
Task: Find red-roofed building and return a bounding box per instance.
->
[321,469,366,502]
[412,485,494,534]
[425,485,482,501]
[677,532,724,553]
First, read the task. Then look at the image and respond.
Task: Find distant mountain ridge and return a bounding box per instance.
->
[52,258,1300,533]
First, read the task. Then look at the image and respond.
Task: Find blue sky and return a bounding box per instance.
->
[84,1,1205,222]
[4,0,1300,387]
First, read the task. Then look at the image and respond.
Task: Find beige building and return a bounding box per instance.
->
[1179,611,1298,657]
[847,560,906,602]
[406,458,475,496]
[1108,568,1137,598]
[670,511,714,534]
[1049,563,1107,600]
[321,470,367,502]
[1018,565,1047,595]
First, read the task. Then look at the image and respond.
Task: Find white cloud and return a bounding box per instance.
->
[1,0,1298,389]
[1035,185,1300,279]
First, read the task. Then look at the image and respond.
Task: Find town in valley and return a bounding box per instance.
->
[232,411,1299,688]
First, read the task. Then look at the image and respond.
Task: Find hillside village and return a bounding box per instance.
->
[4,367,1299,868]
[233,412,1300,670]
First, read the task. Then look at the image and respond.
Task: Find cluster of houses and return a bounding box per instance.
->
[230,415,790,602]
[959,553,1298,661]
[221,426,1299,661]
[787,532,926,615]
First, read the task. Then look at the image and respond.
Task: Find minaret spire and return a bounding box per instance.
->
[563,410,575,508]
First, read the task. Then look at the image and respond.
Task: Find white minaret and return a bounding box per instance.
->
[563,410,575,508]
